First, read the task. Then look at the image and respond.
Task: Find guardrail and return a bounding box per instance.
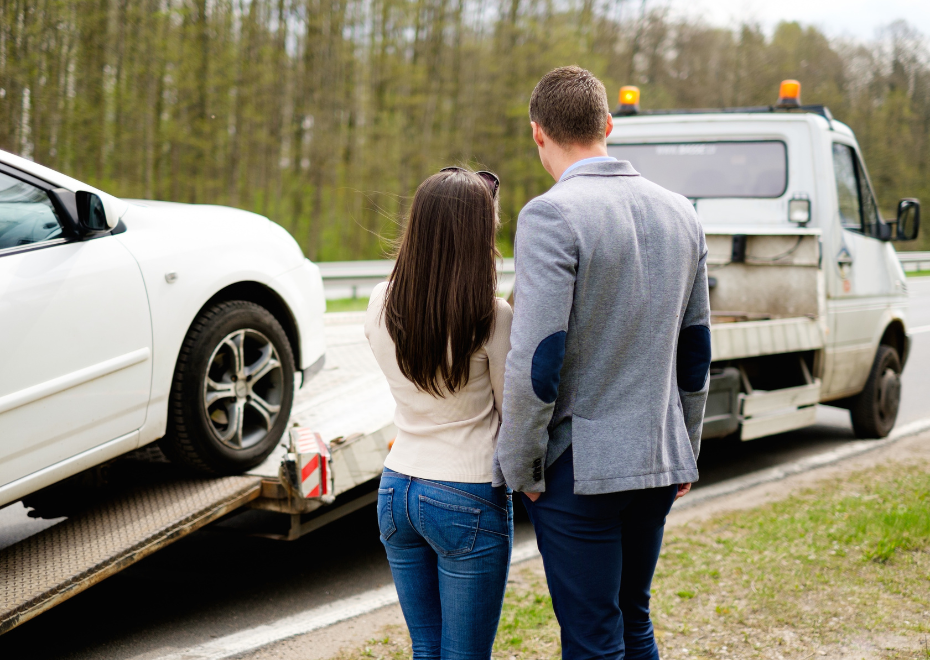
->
[897,251,930,273]
[319,259,516,300]
[320,251,929,300]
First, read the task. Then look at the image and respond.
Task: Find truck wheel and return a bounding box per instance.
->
[849,345,901,439]
[159,300,295,474]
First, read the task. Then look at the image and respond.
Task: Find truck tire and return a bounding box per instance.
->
[159,300,295,474]
[849,345,901,439]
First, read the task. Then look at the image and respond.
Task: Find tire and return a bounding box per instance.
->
[159,300,295,474]
[849,345,901,439]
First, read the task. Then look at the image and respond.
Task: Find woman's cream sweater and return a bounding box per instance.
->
[365,282,513,483]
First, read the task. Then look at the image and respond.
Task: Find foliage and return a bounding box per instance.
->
[2,1,929,258]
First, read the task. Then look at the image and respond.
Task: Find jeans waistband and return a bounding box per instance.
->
[381,468,510,512]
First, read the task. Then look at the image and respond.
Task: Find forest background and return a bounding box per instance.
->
[2,0,929,259]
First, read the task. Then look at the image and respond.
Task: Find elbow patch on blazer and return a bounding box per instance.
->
[531,331,567,403]
[678,325,711,392]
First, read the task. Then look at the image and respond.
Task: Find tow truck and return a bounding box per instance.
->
[1,79,920,637]
[608,80,919,442]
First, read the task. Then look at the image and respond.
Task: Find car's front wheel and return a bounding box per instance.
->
[159,300,295,474]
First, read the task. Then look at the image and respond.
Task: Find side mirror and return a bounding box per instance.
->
[76,191,110,233]
[47,189,116,238]
[895,198,920,241]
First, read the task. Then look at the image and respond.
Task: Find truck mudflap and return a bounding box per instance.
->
[0,475,261,635]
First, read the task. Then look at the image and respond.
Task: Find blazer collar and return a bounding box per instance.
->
[559,159,640,182]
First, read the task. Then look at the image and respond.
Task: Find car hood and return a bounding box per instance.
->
[122,199,270,223]
[118,199,306,275]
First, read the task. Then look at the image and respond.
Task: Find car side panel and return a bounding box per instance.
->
[113,206,324,447]
[0,238,152,504]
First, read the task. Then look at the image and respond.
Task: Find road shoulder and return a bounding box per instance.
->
[236,430,930,660]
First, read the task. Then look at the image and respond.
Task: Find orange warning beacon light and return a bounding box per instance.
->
[777,79,801,108]
[618,86,640,115]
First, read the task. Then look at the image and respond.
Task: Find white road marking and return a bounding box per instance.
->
[154,416,930,660]
[909,324,930,334]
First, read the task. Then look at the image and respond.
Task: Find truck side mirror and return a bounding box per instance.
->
[895,199,920,241]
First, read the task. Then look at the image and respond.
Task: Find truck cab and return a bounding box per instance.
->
[607,82,920,441]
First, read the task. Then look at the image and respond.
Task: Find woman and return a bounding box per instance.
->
[365,167,513,660]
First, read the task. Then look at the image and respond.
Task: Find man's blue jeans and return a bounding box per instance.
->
[377,468,513,660]
[523,450,678,660]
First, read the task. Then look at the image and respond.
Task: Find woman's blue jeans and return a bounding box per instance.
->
[377,468,513,660]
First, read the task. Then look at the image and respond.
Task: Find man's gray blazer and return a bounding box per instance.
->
[494,160,711,495]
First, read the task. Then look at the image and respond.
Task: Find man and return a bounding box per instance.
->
[494,66,711,660]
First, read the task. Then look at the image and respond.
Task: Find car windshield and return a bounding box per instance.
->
[606,141,787,199]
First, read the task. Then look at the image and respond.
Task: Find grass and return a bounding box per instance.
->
[331,463,930,659]
[326,297,370,313]
[651,463,930,658]
[906,270,930,278]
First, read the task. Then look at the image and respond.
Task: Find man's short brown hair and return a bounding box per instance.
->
[529,66,610,147]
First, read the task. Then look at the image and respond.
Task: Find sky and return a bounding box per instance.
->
[662,0,930,42]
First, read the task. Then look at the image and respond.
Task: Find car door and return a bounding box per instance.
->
[0,165,153,490]
[825,141,894,397]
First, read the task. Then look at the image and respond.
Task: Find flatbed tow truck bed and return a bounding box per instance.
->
[0,311,394,635]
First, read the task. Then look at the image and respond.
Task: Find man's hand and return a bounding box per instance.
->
[524,492,541,502]
[675,483,692,501]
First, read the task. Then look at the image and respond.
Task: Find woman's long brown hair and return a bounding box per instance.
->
[384,169,499,397]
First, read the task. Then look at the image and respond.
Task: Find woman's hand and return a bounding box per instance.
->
[524,492,541,502]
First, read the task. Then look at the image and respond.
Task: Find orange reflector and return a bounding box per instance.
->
[777,79,801,107]
[619,86,640,106]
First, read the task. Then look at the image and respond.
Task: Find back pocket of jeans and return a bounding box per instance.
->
[418,496,480,557]
[378,488,396,541]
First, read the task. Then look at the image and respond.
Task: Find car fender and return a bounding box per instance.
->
[113,203,318,445]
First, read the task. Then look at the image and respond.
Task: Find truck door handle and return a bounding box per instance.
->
[836,247,853,268]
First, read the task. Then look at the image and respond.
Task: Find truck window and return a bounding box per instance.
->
[606,141,787,198]
[832,143,880,235]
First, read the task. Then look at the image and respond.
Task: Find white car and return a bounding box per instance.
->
[0,149,327,509]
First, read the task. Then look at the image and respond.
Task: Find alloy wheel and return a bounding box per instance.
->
[202,328,284,450]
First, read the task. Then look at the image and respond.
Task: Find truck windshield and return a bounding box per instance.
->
[606,141,787,199]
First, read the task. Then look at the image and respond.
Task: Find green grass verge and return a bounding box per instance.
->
[906,270,930,278]
[325,297,370,313]
[332,463,930,659]
[652,463,930,658]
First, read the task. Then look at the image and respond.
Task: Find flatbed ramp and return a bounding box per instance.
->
[0,311,395,634]
[0,475,261,634]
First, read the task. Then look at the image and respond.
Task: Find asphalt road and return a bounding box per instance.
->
[1,278,928,660]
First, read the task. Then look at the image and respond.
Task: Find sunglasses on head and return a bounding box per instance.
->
[439,167,500,198]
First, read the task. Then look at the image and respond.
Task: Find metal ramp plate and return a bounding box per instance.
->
[0,475,261,635]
